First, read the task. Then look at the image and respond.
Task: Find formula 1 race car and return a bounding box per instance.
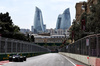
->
[9,54,26,62]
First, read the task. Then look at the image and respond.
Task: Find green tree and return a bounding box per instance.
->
[70,1,100,41]
[31,35,35,42]
[44,43,48,48]
[69,20,82,41]
[52,43,56,46]
[0,12,29,41]
[87,1,100,34]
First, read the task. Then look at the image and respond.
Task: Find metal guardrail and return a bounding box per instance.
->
[60,34,100,57]
[0,37,50,54]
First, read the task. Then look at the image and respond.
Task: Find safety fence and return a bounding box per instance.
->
[0,37,50,54]
[60,34,100,57]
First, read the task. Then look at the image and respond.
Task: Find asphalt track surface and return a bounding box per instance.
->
[1,53,88,66]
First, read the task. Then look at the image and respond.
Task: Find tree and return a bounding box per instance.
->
[52,43,56,46]
[69,20,82,41]
[31,35,35,42]
[86,1,100,34]
[70,1,100,41]
[44,43,48,48]
[0,12,29,41]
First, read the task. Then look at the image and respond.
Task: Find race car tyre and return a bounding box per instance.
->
[20,58,23,62]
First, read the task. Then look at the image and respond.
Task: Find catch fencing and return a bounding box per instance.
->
[0,37,50,54]
[60,34,100,57]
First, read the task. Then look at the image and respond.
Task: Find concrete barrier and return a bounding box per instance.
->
[59,52,100,66]
[89,57,96,66]
[96,58,100,66]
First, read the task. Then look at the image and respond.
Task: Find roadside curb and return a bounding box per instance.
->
[0,60,9,65]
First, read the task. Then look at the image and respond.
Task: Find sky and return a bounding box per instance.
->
[0,0,87,30]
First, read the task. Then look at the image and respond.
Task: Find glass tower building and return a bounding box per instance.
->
[34,7,45,33]
[56,14,62,29]
[56,8,71,30]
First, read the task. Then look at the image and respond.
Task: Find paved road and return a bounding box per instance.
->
[2,53,86,66]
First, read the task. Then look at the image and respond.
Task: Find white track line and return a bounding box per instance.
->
[61,55,76,66]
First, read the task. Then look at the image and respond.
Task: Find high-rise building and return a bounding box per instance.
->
[60,8,71,30]
[31,26,34,32]
[56,8,71,30]
[43,24,46,32]
[56,14,62,29]
[33,7,45,33]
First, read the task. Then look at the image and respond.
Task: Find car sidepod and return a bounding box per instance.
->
[19,56,23,62]
[9,56,13,61]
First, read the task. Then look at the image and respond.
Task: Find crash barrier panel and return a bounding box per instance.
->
[59,52,97,66]
[59,52,100,66]
[60,34,100,66]
[60,34,100,57]
[0,37,50,61]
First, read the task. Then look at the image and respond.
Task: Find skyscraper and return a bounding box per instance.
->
[56,14,62,29]
[31,26,34,32]
[56,8,71,30]
[60,8,71,29]
[43,24,46,31]
[33,7,45,33]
